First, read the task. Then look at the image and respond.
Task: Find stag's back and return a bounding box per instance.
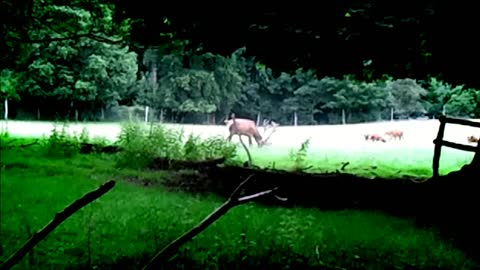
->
[227,119,262,139]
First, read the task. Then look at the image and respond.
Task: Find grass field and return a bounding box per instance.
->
[2,119,478,179]
[1,138,477,269]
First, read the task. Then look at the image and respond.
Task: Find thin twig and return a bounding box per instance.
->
[0,180,116,270]
[341,162,350,170]
[237,187,278,203]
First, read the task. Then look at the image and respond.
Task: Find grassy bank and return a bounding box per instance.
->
[0,136,477,269]
[239,144,474,179]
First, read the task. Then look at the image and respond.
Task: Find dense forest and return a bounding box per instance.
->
[1,0,479,125]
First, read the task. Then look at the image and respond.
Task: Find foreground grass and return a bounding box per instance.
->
[0,139,477,269]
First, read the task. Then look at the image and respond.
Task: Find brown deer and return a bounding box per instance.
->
[225,114,278,147]
[467,135,479,143]
[385,130,404,141]
[364,134,387,143]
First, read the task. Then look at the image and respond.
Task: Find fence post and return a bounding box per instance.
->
[471,141,480,167]
[432,116,447,178]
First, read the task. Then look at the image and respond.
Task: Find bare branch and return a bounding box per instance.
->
[142,198,232,270]
[0,180,116,270]
[274,194,289,201]
[341,162,350,171]
[237,187,278,203]
[229,174,255,199]
[143,175,284,270]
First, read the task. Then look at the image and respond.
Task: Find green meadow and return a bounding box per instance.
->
[0,122,477,269]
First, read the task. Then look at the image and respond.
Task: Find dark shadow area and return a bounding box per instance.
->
[202,161,480,263]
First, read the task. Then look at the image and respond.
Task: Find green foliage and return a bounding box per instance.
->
[0,69,20,100]
[3,0,480,122]
[117,123,182,168]
[388,78,428,117]
[43,123,82,157]
[288,138,311,171]
[0,125,9,138]
[445,88,480,118]
[115,122,237,169]
[183,133,237,162]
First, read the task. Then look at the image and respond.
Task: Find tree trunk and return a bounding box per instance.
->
[442,105,446,116]
[150,65,157,84]
[294,111,298,126]
[391,107,394,121]
[145,106,149,123]
[75,109,79,122]
[4,98,8,120]
[256,112,261,126]
[342,109,346,125]
[160,109,164,123]
[37,107,41,120]
[101,107,105,120]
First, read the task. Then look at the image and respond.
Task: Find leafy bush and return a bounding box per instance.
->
[288,138,311,171]
[43,123,81,157]
[115,122,237,169]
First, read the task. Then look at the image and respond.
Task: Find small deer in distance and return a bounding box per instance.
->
[364,134,387,143]
[385,130,404,141]
[467,135,479,144]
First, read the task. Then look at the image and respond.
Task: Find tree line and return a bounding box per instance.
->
[1,1,479,125]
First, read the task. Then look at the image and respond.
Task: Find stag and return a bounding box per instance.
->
[225,115,278,147]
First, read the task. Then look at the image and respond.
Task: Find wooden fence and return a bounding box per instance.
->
[432,116,480,178]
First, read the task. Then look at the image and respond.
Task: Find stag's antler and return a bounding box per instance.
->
[262,119,269,133]
[261,119,279,145]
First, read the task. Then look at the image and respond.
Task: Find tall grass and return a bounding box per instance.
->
[114,122,238,169]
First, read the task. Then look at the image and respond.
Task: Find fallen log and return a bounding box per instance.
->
[0,139,39,150]
[148,157,226,170]
[79,143,121,154]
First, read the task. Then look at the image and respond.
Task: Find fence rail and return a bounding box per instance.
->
[432,116,480,178]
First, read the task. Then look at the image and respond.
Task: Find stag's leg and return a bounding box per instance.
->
[227,133,233,142]
[248,135,253,147]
